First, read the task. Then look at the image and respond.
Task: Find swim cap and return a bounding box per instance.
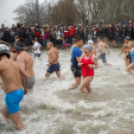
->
[88,40,94,45]
[14,38,26,52]
[0,44,10,58]
[83,44,93,52]
[125,36,131,40]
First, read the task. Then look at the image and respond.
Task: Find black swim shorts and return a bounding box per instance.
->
[71,67,81,78]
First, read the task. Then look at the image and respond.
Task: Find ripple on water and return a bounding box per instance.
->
[1,49,134,134]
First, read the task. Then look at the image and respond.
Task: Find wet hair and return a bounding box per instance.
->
[14,35,19,39]
[76,37,83,43]
[47,42,53,46]
[0,53,10,59]
[97,37,102,40]
[31,37,37,41]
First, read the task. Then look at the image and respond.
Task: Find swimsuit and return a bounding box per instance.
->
[97,53,107,63]
[71,67,81,78]
[47,63,60,74]
[22,77,35,89]
[128,51,134,63]
[34,53,41,58]
[81,55,94,77]
[5,89,24,114]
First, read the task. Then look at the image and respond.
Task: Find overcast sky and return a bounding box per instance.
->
[0,0,45,26]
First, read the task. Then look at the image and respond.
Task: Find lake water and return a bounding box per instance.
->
[0,48,134,134]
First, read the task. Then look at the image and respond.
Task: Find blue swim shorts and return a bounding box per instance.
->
[47,63,60,74]
[5,89,24,114]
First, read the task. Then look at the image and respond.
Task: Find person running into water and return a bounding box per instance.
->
[78,45,98,94]
[96,37,111,65]
[45,42,64,79]
[126,47,134,73]
[0,44,28,130]
[88,40,97,56]
[118,36,133,66]
[14,38,35,93]
[32,38,42,59]
[69,38,83,90]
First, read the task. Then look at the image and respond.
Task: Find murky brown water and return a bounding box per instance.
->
[0,48,134,134]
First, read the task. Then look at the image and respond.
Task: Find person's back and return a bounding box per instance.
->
[17,51,34,77]
[0,59,22,93]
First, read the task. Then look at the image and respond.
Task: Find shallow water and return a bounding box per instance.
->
[0,48,134,134]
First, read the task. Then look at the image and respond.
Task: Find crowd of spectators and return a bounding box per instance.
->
[1,22,134,47]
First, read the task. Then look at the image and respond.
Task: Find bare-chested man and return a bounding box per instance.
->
[0,44,28,130]
[14,38,35,93]
[118,37,133,66]
[45,42,63,79]
[96,37,111,65]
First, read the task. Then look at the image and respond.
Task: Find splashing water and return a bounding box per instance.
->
[0,48,134,134]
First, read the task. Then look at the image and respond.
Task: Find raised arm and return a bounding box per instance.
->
[118,46,125,57]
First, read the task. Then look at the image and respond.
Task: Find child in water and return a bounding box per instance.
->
[78,45,98,94]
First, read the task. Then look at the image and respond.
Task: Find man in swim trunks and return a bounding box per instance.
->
[96,37,111,65]
[0,44,28,130]
[14,38,35,93]
[45,42,64,79]
[69,37,83,90]
[118,36,133,66]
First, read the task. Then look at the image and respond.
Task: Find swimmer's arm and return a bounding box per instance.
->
[118,47,125,57]
[76,57,81,63]
[78,56,83,66]
[19,68,28,95]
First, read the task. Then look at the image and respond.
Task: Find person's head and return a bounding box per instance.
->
[14,38,26,53]
[75,37,83,48]
[31,37,37,43]
[88,40,94,46]
[0,44,10,60]
[97,37,102,42]
[14,35,19,41]
[82,44,93,55]
[125,36,131,44]
[47,42,54,50]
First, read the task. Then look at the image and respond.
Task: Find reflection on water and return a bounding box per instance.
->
[0,48,134,134]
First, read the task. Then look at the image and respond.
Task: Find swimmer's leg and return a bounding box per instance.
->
[79,77,91,94]
[126,63,134,74]
[104,62,111,66]
[45,72,51,79]
[87,76,94,93]
[2,105,24,130]
[56,71,65,80]
[69,77,81,90]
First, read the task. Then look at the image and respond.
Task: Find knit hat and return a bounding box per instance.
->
[14,38,26,52]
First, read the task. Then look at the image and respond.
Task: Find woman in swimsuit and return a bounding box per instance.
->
[78,45,98,94]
